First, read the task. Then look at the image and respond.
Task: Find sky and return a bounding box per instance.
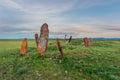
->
[0,0,120,39]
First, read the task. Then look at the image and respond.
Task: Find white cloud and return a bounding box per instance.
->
[0,0,120,38]
[0,0,76,14]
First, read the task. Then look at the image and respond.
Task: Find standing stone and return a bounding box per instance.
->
[37,23,49,56]
[83,37,89,47]
[35,33,38,46]
[68,36,72,43]
[89,38,92,46]
[20,38,27,55]
[56,38,64,57]
[93,40,96,44]
[64,34,67,41]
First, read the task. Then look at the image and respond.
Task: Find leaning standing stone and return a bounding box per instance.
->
[37,23,49,56]
[64,34,67,41]
[68,36,72,43]
[56,38,64,58]
[20,38,27,55]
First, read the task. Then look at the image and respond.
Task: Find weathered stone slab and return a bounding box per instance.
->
[20,38,27,55]
[83,37,89,47]
[37,23,49,56]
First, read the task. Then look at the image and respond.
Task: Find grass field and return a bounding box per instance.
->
[0,39,120,80]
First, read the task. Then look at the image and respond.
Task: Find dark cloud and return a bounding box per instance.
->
[105,27,120,31]
[89,23,120,31]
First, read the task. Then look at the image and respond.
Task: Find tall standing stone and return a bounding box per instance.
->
[20,38,27,55]
[37,23,49,56]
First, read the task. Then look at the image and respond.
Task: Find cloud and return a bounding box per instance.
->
[75,0,119,9]
[0,0,120,38]
[49,22,120,38]
[101,24,120,31]
[0,0,78,27]
[106,28,120,31]
[0,0,119,26]
[88,22,120,31]
[0,21,120,38]
[0,0,76,14]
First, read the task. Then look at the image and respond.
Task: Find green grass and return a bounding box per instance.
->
[0,39,120,80]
